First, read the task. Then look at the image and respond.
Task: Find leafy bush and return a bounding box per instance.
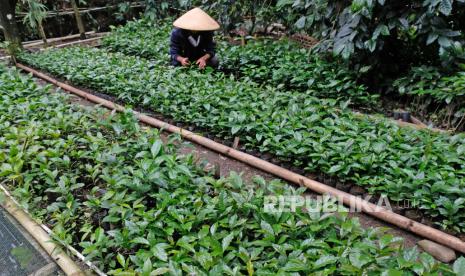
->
[394,66,465,104]
[19,47,465,233]
[393,65,465,130]
[4,64,463,274]
[279,0,465,64]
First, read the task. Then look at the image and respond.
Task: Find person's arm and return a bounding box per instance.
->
[170,29,189,66]
[196,32,215,69]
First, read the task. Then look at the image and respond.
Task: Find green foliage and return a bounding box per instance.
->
[394,66,465,104]
[254,0,465,68]
[19,47,465,233]
[2,64,458,274]
[219,39,377,107]
[103,19,171,64]
[138,1,465,69]
[102,19,377,107]
[142,0,276,33]
[21,0,47,30]
[393,65,465,130]
[0,41,21,63]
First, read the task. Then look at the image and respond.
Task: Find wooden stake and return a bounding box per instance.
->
[232,137,240,149]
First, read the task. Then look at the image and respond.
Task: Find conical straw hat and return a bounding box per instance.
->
[173,8,220,31]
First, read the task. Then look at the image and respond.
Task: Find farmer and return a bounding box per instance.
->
[169,8,220,69]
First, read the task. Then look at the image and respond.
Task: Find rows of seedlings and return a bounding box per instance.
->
[18,46,465,236]
[101,19,376,108]
[4,64,464,274]
[102,19,465,130]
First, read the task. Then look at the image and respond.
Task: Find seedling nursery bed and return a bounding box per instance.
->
[8,63,465,274]
[21,44,465,238]
[17,63,455,239]
[26,73,429,250]
[4,19,465,275]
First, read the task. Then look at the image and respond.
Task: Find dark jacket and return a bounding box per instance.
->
[169,28,216,64]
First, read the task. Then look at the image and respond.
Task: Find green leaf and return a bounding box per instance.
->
[116,253,126,268]
[328,165,342,174]
[453,257,465,275]
[381,269,403,276]
[150,267,169,276]
[132,237,150,245]
[231,125,241,135]
[195,251,213,270]
[439,0,452,15]
[350,249,371,268]
[177,237,195,253]
[438,36,452,48]
[426,33,438,45]
[295,16,306,29]
[152,243,168,262]
[260,221,274,236]
[283,258,306,272]
[314,255,337,269]
[222,233,234,252]
[151,140,163,157]
[142,258,152,276]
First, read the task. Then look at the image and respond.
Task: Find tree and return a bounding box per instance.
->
[70,0,86,39]
[22,0,48,46]
[0,0,22,46]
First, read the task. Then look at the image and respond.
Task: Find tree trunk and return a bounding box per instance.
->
[0,0,21,46]
[70,0,86,39]
[38,21,48,47]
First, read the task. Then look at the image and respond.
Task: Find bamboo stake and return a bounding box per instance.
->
[16,63,465,254]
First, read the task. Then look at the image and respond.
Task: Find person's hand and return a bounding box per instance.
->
[177,56,190,67]
[196,57,207,69]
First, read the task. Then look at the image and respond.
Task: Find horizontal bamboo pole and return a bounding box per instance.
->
[23,31,96,47]
[16,63,465,254]
[353,110,446,133]
[52,37,103,49]
[0,186,85,276]
[16,3,145,18]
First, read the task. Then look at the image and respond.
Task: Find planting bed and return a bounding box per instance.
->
[18,46,465,236]
[5,64,465,274]
[101,19,376,108]
[102,19,465,131]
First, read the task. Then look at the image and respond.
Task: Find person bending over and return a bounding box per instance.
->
[169,8,220,69]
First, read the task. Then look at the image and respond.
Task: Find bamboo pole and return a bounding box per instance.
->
[15,63,465,254]
[23,31,96,46]
[51,36,102,49]
[16,3,146,18]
